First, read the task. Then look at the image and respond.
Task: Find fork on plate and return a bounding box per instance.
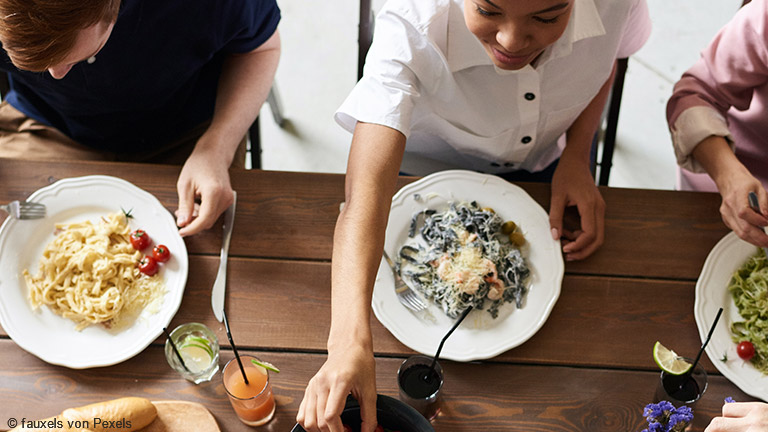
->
[382,249,427,312]
[0,200,46,219]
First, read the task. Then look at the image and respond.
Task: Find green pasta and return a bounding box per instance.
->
[729,249,768,373]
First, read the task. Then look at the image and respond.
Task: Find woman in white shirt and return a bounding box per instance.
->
[297,0,650,431]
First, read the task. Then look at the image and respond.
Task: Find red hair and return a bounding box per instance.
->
[0,0,121,71]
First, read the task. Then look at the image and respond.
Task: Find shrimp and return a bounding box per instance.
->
[481,258,498,282]
[487,280,504,300]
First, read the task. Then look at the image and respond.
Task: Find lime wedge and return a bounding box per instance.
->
[180,342,213,359]
[251,358,280,373]
[179,336,214,359]
[178,344,213,373]
[187,336,212,347]
[653,341,692,375]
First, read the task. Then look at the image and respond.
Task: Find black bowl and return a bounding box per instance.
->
[291,394,434,432]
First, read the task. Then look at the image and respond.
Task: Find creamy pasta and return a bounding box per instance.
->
[23,213,164,331]
[398,201,530,319]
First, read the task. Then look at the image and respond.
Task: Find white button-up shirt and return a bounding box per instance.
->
[336,0,651,175]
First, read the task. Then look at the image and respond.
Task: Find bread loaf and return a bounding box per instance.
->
[10,397,157,432]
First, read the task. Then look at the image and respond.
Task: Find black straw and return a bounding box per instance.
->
[223,310,249,385]
[678,307,723,390]
[163,327,190,373]
[428,306,473,374]
[690,307,723,372]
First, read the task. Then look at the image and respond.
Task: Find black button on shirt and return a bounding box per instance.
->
[521,136,532,144]
[524,92,535,101]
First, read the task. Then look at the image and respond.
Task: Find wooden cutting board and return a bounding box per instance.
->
[143,401,220,432]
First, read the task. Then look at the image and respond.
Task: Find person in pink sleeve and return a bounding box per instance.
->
[666,0,768,248]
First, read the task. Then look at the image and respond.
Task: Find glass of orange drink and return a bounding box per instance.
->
[223,355,276,426]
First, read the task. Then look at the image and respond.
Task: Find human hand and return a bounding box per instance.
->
[705,402,768,431]
[548,159,605,261]
[175,149,234,237]
[297,343,378,432]
[714,170,768,248]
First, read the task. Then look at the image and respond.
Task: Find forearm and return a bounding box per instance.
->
[692,135,750,189]
[327,122,405,350]
[195,30,281,164]
[562,61,617,166]
[327,211,382,351]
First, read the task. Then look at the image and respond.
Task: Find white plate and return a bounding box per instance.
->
[695,231,768,401]
[372,170,564,361]
[0,175,188,369]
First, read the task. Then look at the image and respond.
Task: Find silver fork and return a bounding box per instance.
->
[0,200,46,219]
[382,249,427,311]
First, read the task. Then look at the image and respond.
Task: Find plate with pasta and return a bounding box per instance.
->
[372,170,564,361]
[695,232,768,401]
[0,175,188,368]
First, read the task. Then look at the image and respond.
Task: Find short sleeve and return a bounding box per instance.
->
[218,0,281,54]
[335,6,424,137]
[615,0,651,58]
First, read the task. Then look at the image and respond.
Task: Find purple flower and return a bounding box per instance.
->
[668,406,693,431]
[641,401,693,432]
[725,397,735,403]
[643,400,674,421]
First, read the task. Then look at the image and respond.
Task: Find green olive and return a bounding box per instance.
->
[501,221,517,234]
[509,232,526,247]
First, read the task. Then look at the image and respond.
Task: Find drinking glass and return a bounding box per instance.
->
[654,358,708,407]
[397,355,444,420]
[164,322,219,384]
[223,355,276,426]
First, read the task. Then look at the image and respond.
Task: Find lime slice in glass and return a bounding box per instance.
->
[179,344,213,373]
[179,336,214,359]
[653,341,692,375]
[251,358,280,373]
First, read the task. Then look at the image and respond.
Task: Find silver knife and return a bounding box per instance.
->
[212,191,237,322]
[747,191,768,258]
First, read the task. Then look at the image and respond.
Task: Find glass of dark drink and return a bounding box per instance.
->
[397,355,444,420]
[654,357,708,407]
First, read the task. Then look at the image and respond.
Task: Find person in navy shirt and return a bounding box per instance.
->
[0,0,280,236]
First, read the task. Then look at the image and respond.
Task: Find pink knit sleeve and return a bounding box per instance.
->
[666,1,768,171]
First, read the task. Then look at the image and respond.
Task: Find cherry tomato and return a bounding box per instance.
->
[737,341,755,360]
[139,255,159,276]
[130,229,151,250]
[152,244,171,263]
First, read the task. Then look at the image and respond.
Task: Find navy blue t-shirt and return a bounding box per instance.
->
[0,0,280,152]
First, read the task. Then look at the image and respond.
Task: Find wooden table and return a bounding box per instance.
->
[0,159,755,431]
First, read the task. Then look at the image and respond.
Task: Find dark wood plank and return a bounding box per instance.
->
[0,340,756,432]
[0,159,728,279]
[169,261,735,373]
[0,256,731,373]
[568,187,728,281]
[0,158,346,260]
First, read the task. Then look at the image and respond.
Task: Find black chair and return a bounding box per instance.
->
[593,57,629,186]
[0,71,8,99]
[248,86,284,169]
[358,0,375,81]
